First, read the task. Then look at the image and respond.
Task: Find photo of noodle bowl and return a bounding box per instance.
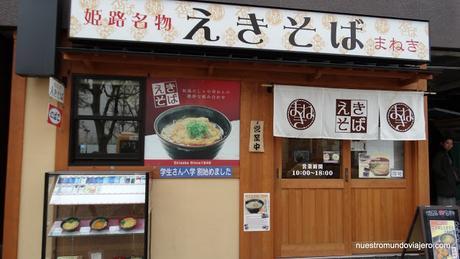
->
[154,105,232,159]
[369,157,390,176]
[161,117,223,147]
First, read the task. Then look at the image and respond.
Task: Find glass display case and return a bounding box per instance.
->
[41,171,150,259]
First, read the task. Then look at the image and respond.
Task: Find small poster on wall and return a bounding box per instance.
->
[243,193,270,232]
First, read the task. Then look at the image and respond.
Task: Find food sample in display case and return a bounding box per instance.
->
[41,172,150,259]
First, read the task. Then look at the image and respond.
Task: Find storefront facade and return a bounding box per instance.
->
[3,1,440,259]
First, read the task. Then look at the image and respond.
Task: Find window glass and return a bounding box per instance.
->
[351,140,404,179]
[282,139,341,179]
[78,120,140,154]
[77,79,140,117]
[71,76,144,164]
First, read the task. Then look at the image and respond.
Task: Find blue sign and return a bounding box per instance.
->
[159,167,233,178]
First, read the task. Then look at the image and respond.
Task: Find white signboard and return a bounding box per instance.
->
[274,85,426,140]
[70,0,429,61]
[243,193,270,232]
[49,77,65,103]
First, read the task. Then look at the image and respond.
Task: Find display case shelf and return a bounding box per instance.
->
[41,171,150,259]
[48,218,145,237]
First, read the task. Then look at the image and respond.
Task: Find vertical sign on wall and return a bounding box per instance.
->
[47,103,62,127]
[49,77,65,103]
[249,120,264,152]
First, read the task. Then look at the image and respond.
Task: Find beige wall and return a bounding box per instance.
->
[151,179,239,259]
[16,79,240,259]
[17,78,56,259]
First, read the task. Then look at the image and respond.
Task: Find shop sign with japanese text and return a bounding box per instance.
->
[274,85,425,140]
[70,0,430,61]
[144,78,240,166]
[49,77,65,104]
[47,103,63,127]
[249,120,264,152]
[287,163,336,178]
[159,166,232,178]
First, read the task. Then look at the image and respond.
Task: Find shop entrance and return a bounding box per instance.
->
[275,139,415,257]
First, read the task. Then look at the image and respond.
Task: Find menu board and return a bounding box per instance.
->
[50,175,146,205]
[403,206,460,259]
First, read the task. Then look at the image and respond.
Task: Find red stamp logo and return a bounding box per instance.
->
[287,99,315,130]
[386,102,415,132]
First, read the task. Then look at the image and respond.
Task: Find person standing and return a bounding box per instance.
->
[432,137,458,206]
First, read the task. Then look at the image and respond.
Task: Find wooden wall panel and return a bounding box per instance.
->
[351,188,412,253]
[280,189,345,257]
[239,82,275,259]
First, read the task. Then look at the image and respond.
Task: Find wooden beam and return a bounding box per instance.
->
[3,33,27,259]
[61,52,432,81]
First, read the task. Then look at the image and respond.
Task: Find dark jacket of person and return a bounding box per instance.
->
[432,150,457,197]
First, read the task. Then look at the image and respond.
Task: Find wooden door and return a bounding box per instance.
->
[349,141,414,254]
[275,140,414,257]
[275,139,352,257]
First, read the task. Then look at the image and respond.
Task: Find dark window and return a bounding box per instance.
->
[70,76,145,165]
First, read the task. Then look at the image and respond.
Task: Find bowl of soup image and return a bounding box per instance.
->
[154,105,232,159]
[369,157,390,176]
[245,199,264,214]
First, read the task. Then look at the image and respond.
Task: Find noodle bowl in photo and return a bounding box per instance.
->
[154,105,232,159]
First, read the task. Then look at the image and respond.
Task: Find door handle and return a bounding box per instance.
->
[345,168,349,182]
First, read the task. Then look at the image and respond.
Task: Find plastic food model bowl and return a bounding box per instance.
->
[61,217,80,232]
[120,217,137,230]
[90,217,108,231]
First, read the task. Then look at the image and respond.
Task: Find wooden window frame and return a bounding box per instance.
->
[69,75,146,166]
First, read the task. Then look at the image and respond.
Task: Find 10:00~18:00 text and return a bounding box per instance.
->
[291,170,334,176]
